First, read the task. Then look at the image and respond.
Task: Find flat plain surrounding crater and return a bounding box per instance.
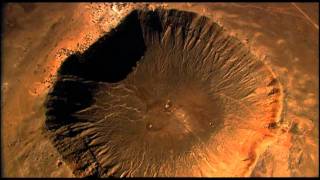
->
[2,3,318,177]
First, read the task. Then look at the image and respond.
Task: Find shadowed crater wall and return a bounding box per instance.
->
[44,9,283,177]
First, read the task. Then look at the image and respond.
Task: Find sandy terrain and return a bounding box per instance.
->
[1,2,318,177]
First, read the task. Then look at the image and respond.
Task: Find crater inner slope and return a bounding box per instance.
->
[45,9,283,177]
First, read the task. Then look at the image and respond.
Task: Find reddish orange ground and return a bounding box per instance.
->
[2,3,318,177]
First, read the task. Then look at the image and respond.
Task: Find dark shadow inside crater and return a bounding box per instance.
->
[45,11,148,132]
[58,10,147,83]
[45,8,282,177]
[45,77,96,131]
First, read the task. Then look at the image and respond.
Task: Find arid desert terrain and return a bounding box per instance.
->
[1,2,319,177]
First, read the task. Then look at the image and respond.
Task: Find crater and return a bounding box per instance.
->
[44,9,283,177]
